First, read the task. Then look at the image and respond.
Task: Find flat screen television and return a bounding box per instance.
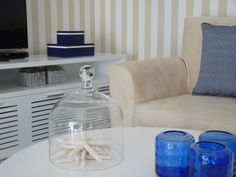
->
[0,0,28,50]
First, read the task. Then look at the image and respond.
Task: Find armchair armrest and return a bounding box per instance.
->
[110,56,188,126]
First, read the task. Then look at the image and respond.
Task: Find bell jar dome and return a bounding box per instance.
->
[49,65,123,171]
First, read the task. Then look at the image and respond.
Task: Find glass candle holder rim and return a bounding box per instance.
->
[189,141,234,177]
[201,130,236,141]
[156,130,195,142]
[191,141,231,152]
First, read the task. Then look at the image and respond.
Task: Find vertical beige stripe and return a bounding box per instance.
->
[80,0,85,30]
[186,0,194,17]
[68,0,75,30]
[100,0,105,52]
[44,0,51,43]
[133,0,139,59]
[111,0,116,53]
[218,0,227,17]
[145,0,151,59]
[31,0,40,54]
[57,0,63,30]
[171,0,178,56]
[121,0,127,54]
[201,0,210,16]
[90,0,95,43]
[158,0,164,57]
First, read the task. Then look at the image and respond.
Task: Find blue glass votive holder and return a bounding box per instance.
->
[189,141,234,177]
[155,130,195,177]
[199,130,236,176]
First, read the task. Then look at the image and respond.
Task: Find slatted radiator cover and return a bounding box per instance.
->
[97,85,110,95]
[0,103,21,159]
[31,96,62,143]
[30,85,110,143]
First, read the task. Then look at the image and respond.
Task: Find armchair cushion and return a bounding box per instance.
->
[193,23,236,97]
[134,94,236,133]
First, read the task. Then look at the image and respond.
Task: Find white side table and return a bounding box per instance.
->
[0,127,201,177]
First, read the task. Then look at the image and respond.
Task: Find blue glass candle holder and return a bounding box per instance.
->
[199,130,236,176]
[155,130,195,177]
[189,141,234,177]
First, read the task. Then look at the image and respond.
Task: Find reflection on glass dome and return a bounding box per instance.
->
[49,65,123,171]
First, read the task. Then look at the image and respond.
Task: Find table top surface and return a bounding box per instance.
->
[0,127,201,177]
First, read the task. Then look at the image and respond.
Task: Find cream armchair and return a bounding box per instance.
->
[110,17,236,133]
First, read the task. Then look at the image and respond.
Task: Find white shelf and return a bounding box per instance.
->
[0,53,126,99]
[0,75,108,99]
[0,53,126,70]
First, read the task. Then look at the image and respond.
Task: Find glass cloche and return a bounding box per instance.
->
[49,65,123,171]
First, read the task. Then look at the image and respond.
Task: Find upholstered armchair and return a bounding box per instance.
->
[110,17,236,133]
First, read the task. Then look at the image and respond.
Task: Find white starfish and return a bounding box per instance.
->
[52,135,112,168]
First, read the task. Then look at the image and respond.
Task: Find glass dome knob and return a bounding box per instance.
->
[79,65,95,89]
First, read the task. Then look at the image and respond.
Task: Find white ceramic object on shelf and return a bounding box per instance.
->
[19,72,46,87]
[46,70,65,84]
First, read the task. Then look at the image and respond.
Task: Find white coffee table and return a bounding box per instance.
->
[0,127,201,177]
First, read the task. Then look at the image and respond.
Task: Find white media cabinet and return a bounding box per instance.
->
[0,53,126,160]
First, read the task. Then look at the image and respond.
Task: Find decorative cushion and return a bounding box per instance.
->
[193,23,236,97]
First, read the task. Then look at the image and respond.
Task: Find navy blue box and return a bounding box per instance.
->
[47,44,95,58]
[57,31,85,46]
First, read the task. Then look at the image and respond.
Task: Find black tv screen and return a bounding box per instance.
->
[0,0,28,49]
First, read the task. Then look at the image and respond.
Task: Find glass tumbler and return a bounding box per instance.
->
[199,130,236,176]
[189,141,234,177]
[155,130,195,177]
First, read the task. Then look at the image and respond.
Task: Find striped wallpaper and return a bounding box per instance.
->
[27,0,236,60]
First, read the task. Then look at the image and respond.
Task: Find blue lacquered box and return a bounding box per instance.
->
[47,44,95,58]
[57,31,85,46]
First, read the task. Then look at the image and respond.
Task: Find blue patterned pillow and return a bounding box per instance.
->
[193,23,236,97]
